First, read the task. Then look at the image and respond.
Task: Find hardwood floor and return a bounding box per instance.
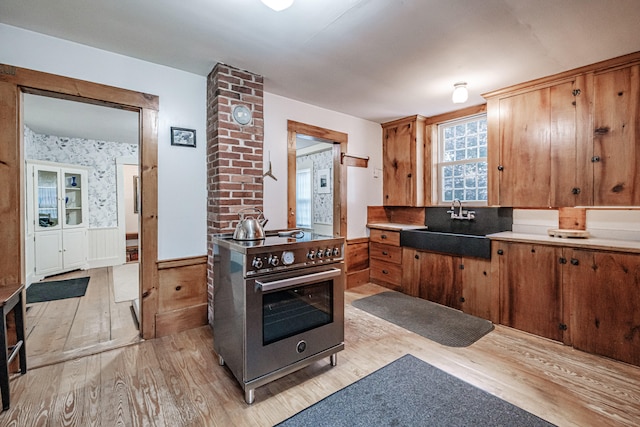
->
[25,267,141,368]
[3,283,639,426]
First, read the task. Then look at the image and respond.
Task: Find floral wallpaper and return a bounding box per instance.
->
[296,148,333,225]
[24,126,138,228]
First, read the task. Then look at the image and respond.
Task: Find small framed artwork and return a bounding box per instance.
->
[171,127,196,147]
[317,168,331,193]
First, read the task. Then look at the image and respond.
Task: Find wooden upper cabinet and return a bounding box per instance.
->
[592,65,640,205]
[381,116,427,206]
[487,53,640,207]
[488,79,585,207]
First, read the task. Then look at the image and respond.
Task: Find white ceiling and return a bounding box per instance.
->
[3,0,640,126]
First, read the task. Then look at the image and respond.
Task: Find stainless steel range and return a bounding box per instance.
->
[212,231,345,404]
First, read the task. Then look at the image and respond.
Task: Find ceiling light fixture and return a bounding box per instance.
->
[261,0,294,11]
[452,82,468,104]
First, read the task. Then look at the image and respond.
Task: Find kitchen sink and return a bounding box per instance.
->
[399,207,513,259]
[400,229,491,258]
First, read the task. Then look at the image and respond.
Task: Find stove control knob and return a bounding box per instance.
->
[316,249,323,259]
[307,251,316,260]
[251,257,264,269]
[332,247,340,257]
[268,255,279,267]
[324,248,332,257]
[282,251,295,265]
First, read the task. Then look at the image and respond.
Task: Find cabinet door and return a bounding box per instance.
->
[566,249,640,366]
[592,65,640,205]
[497,242,564,341]
[63,228,87,270]
[459,257,495,321]
[62,168,88,228]
[415,251,460,309]
[497,89,551,206]
[34,165,62,230]
[34,230,63,276]
[382,119,424,206]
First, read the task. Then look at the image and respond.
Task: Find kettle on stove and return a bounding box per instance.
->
[233,207,268,241]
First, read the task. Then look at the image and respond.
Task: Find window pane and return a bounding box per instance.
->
[438,114,488,202]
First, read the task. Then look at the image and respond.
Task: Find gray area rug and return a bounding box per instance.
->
[277,354,555,427]
[352,291,494,347]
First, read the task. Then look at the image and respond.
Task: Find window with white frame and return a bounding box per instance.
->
[437,114,488,204]
[296,168,312,228]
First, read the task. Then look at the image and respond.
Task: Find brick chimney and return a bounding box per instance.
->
[206,63,264,325]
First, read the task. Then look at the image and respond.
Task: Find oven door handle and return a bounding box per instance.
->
[256,268,341,292]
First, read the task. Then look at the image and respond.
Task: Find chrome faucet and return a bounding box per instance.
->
[447,198,475,220]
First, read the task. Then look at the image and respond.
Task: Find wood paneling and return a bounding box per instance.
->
[155,303,208,338]
[369,259,402,290]
[158,263,207,313]
[459,257,494,321]
[87,227,121,268]
[345,238,369,272]
[369,242,402,264]
[366,206,425,225]
[558,207,587,230]
[0,81,20,287]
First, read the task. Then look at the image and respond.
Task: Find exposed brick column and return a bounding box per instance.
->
[207,63,264,326]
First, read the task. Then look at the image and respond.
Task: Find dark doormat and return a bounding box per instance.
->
[352,291,494,347]
[277,354,555,427]
[26,277,90,304]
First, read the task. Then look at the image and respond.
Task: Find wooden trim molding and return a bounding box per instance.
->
[157,255,208,270]
[287,120,348,238]
[0,63,159,339]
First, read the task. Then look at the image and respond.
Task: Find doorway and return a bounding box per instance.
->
[287,121,348,238]
[0,64,160,345]
[22,92,142,367]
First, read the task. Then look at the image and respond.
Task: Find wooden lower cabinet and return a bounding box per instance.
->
[494,241,640,367]
[565,249,640,366]
[402,249,494,320]
[369,229,403,291]
[495,242,564,342]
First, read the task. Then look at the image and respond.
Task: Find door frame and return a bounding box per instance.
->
[287,120,347,237]
[0,64,159,339]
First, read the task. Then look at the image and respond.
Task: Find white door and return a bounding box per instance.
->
[35,230,63,276]
[63,228,87,270]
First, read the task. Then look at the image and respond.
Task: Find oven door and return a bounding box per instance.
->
[245,264,344,381]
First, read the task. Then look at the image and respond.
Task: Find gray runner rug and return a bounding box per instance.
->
[277,354,555,426]
[352,291,494,347]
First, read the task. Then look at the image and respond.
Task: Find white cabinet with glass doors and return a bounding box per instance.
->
[26,161,89,279]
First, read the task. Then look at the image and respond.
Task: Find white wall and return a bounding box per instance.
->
[0,24,207,260]
[264,93,382,239]
[2,24,383,254]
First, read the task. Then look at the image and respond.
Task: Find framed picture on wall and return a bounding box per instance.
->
[317,168,331,193]
[171,127,196,147]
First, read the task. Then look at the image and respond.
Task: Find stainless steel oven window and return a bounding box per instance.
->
[262,280,333,345]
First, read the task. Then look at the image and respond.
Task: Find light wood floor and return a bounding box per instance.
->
[25,267,141,368]
[3,283,639,426]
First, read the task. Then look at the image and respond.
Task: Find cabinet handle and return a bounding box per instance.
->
[497,249,504,255]
[571,187,581,195]
[382,269,389,274]
[497,165,504,171]
[570,258,579,266]
[414,254,419,260]
[382,251,388,256]
[380,234,387,239]
[559,257,567,264]
[591,156,601,163]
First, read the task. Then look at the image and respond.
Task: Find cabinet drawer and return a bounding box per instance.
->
[370,259,403,288]
[369,229,400,246]
[370,242,402,264]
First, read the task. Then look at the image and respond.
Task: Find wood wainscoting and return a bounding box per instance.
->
[346,237,370,289]
[156,255,208,337]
